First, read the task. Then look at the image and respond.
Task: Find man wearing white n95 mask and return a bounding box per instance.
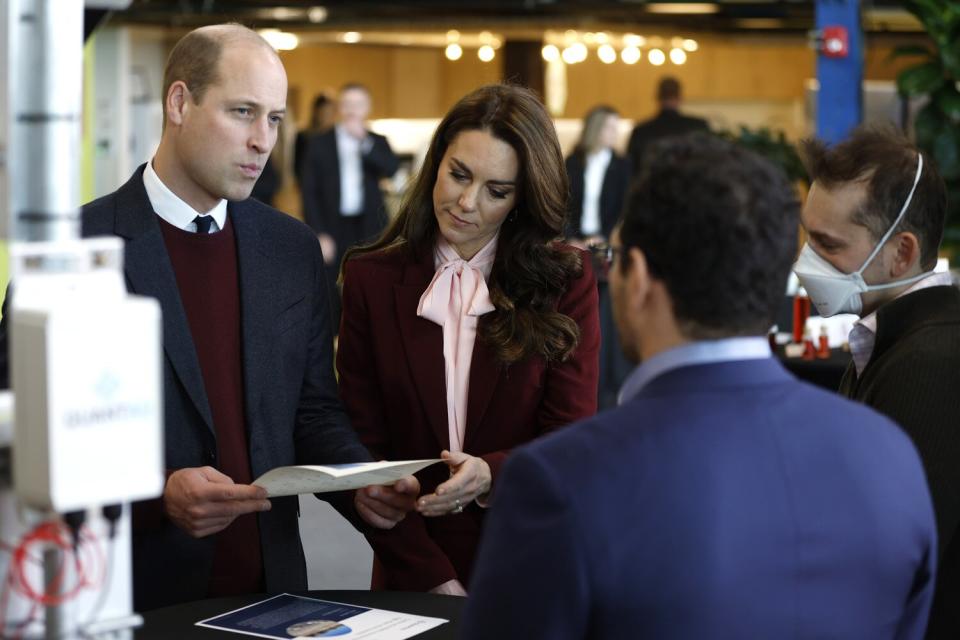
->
[795,124,959,639]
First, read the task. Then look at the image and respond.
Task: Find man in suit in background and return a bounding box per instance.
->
[464,134,937,639]
[300,83,399,325]
[794,125,960,639]
[0,24,417,611]
[626,76,708,177]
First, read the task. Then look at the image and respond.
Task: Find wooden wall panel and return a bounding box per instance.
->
[280,35,931,123]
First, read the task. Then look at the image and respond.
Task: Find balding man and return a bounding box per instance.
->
[0,24,418,610]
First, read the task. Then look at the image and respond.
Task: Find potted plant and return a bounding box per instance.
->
[893,0,960,253]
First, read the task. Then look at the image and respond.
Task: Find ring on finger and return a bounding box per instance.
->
[451,498,464,514]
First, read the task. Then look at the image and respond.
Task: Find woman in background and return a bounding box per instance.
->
[565,105,632,409]
[337,84,600,595]
[565,105,631,244]
[294,92,336,184]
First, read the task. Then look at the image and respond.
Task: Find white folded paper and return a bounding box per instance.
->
[253,459,442,497]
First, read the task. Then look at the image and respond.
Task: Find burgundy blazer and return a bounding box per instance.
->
[337,242,600,591]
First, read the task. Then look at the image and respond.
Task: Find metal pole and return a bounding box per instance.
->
[9,0,83,243]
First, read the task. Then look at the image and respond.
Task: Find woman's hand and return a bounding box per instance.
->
[417,451,491,517]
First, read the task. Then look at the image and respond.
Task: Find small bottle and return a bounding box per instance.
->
[792,287,811,345]
[817,325,831,359]
[802,327,816,360]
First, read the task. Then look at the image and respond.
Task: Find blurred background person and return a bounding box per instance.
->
[565,105,631,245]
[627,76,709,178]
[301,83,399,326]
[336,84,600,596]
[294,92,337,185]
[565,105,632,408]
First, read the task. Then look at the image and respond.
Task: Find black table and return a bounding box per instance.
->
[776,346,852,391]
[136,591,464,639]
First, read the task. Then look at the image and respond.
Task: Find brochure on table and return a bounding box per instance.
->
[197,593,447,639]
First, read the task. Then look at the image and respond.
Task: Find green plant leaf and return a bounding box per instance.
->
[939,45,960,78]
[914,102,942,150]
[897,62,946,95]
[933,126,960,180]
[936,87,960,121]
[905,0,949,36]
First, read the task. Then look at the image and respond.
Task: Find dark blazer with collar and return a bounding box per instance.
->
[465,358,937,640]
[626,108,709,176]
[839,284,960,639]
[0,166,372,611]
[336,243,600,591]
[299,128,399,244]
[564,151,632,240]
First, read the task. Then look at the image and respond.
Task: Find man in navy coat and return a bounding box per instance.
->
[0,24,416,611]
[464,134,937,639]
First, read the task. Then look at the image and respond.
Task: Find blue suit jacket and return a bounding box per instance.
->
[464,358,936,639]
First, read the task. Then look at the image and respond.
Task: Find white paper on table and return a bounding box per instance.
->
[253,459,442,497]
[196,593,448,639]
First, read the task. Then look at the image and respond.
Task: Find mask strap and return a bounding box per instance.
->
[863,269,932,292]
[855,153,924,275]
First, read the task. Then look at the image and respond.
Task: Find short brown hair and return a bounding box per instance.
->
[161,24,273,125]
[801,124,946,270]
[657,77,681,102]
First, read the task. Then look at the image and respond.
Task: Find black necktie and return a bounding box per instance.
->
[193,215,214,234]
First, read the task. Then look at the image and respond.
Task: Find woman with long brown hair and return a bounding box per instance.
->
[336,84,600,594]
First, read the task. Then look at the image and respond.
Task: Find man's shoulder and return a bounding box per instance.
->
[525,373,911,464]
[81,170,148,236]
[237,199,316,243]
[874,285,960,363]
[81,191,117,234]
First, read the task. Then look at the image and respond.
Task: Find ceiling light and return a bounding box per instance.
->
[341,31,361,44]
[598,44,617,64]
[445,43,463,61]
[670,48,687,65]
[478,45,496,62]
[623,33,646,48]
[562,42,587,64]
[307,6,327,23]
[648,48,666,65]
[621,46,641,64]
[647,3,718,14]
[682,38,699,52]
[259,29,299,51]
[447,29,460,42]
[542,44,560,62]
[269,7,301,20]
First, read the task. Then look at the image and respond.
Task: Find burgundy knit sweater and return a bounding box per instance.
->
[159,216,264,597]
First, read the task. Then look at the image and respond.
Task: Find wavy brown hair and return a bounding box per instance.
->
[342,83,583,364]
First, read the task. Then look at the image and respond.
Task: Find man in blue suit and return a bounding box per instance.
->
[464,134,937,639]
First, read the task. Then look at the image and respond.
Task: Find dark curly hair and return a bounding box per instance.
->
[342,83,583,364]
[620,133,799,338]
